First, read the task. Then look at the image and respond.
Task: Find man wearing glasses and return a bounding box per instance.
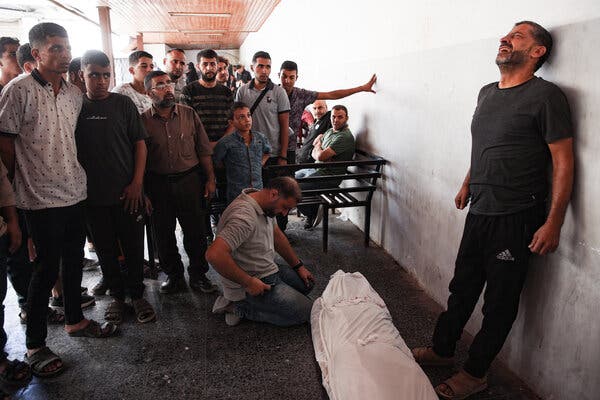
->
[141,71,218,294]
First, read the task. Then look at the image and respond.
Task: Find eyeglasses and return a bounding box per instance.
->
[151,82,174,91]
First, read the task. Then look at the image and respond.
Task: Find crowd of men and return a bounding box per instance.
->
[0,18,574,400]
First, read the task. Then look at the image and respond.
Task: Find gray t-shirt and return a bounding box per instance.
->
[216,188,278,301]
[469,77,572,215]
[235,80,290,156]
[75,93,148,206]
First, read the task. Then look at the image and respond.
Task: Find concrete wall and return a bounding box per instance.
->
[240,1,600,399]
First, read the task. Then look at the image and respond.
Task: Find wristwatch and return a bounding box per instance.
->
[292,260,304,270]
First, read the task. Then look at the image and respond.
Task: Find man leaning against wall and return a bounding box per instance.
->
[412,21,574,400]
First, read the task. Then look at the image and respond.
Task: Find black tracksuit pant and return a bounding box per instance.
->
[432,204,545,378]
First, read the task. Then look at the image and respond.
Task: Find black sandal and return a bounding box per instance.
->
[0,359,32,386]
[19,308,65,325]
[104,300,125,325]
[132,298,156,323]
[24,347,64,378]
[67,319,118,338]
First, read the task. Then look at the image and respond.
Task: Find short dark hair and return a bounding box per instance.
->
[515,20,553,71]
[217,56,229,66]
[252,51,271,63]
[196,49,218,62]
[229,101,249,119]
[68,57,81,74]
[0,37,19,56]
[280,60,297,73]
[332,104,348,116]
[16,43,34,70]
[29,23,68,48]
[81,51,110,68]
[166,48,185,55]
[265,176,302,201]
[129,50,153,66]
[144,70,168,91]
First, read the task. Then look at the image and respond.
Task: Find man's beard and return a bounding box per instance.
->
[496,48,528,68]
[168,72,181,81]
[157,95,175,108]
[201,71,216,82]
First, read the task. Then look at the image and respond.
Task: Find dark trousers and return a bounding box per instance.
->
[432,205,545,378]
[0,234,9,360]
[4,209,33,312]
[263,150,295,231]
[24,203,86,349]
[86,204,145,300]
[296,170,342,219]
[146,170,208,280]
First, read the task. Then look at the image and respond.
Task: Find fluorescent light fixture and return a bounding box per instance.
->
[169,12,231,17]
[185,33,224,36]
[178,29,226,33]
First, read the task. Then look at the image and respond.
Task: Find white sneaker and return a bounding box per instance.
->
[225,312,241,326]
[212,295,231,314]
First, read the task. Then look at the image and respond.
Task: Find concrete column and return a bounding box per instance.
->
[97,5,115,88]
[136,34,144,51]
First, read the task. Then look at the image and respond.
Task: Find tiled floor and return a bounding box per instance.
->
[3,215,539,399]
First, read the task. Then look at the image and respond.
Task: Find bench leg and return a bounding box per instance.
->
[364,202,371,247]
[322,206,329,253]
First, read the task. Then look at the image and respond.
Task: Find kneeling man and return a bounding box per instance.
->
[206,177,315,326]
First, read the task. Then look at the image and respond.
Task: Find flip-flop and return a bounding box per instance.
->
[0,359,32,386]
[68,320,118,338]
[24,347,64,378]
[435,370,488,400]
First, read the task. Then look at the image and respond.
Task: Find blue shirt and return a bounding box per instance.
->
[213,131,271,203]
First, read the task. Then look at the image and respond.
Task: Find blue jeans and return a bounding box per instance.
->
[234,265,313,327]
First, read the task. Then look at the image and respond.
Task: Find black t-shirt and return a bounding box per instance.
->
[469,77,572,215]
[75,93,148,206]
[181,82,233,142]
[297,111,332,164]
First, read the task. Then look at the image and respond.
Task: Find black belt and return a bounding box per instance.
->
[150,164,201,182]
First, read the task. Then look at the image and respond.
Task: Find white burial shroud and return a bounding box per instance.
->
[311,270,437,400]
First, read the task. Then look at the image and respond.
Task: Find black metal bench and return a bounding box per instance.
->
[265,149,386,252]
[208,149,386,252]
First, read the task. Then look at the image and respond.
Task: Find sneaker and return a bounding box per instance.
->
[189,275,218,293]
[50,293,96,309]
[82,257,99,271]
[225,312,241,326]
[212,295,232,314]
[303,215,316,230]
[159,276,188,294]
[92,279,108,295]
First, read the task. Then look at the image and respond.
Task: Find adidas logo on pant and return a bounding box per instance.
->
[496,249,515,261]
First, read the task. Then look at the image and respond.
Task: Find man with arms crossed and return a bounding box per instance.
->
[412,21,574,399]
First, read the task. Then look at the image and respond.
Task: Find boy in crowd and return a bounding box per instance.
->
[75,50,155,324]
[213,102,271,204]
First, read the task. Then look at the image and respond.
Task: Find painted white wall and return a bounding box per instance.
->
[240,1,600,399]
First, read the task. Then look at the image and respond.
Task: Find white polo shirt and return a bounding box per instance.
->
[0,70,87,210]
